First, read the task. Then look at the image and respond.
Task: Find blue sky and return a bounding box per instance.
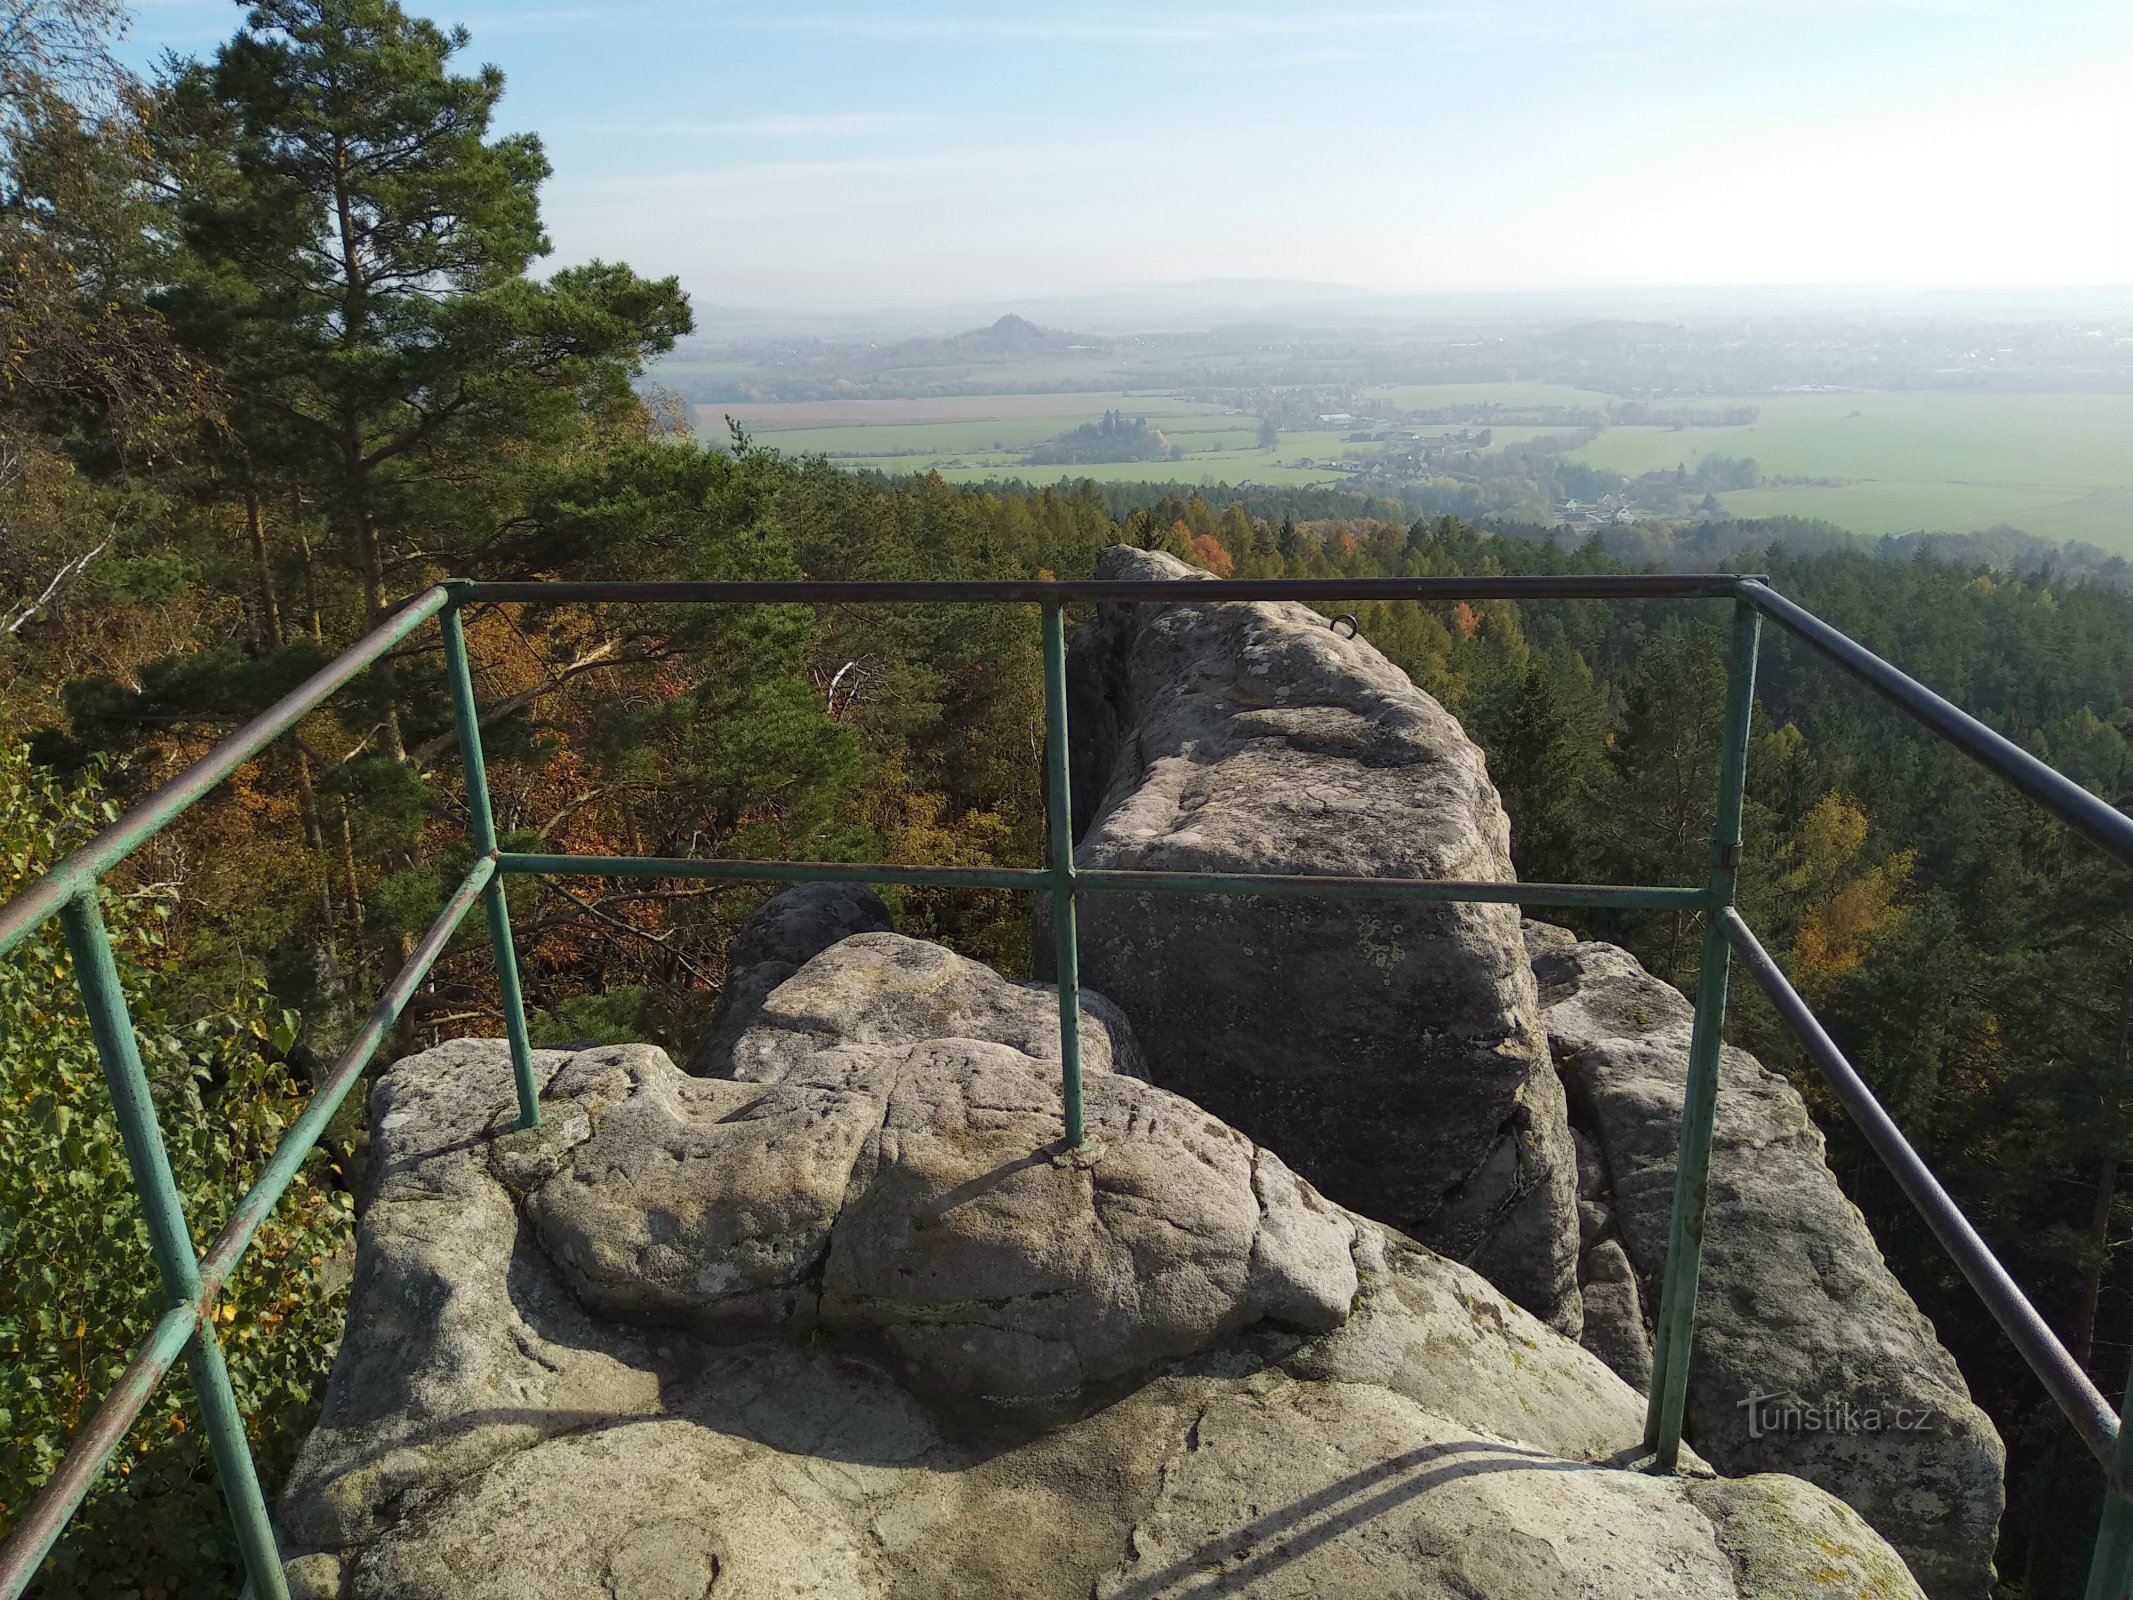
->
[122,1,2133,310]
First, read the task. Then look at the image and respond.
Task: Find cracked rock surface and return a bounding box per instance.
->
[276,916,1926,1597]
[1530,921,2004,1599]
[1042,545,1579,1330]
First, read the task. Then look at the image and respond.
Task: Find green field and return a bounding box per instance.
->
[722,392,1574,491]
[872,458,1347,487]
[1363,382,1619,410]
[720,398,1389,486]
[701,383,2133,554]
[1566,391,2133,551]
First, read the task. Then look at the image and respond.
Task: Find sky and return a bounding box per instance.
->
[120,0,2133,312]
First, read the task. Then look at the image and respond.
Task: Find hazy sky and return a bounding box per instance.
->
[123,0,2133,310]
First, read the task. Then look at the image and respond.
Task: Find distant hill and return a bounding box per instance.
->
[656,314,1117,403]
[862,313,1086,368]
[945,314,1068,354]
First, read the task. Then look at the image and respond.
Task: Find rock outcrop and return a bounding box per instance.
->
[272,915,1926,1597]
[684,881,893,1075]
[1048,545,1580,1328]
[1528,921,2004,1598]
[1024,545,1997,1596]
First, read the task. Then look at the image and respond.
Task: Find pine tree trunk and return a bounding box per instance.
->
[246,490,284,649]
[294,748,335,936]
[2076,1154,2116,1370]
[345,453,409,764]
[339,801,365,942]
[299,530,324,642]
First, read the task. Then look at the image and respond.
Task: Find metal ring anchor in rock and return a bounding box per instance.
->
[1329,614,1360,639]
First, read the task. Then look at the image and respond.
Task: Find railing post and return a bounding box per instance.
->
[1041,598,1087,1149]
[441,593,540,1130]
[1643,598,1761,1469]
[2088,1362,2133,1598]
[57,890,291,1600]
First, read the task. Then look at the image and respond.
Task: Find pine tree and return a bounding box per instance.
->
[1276,515,1304,566]
[1483,659,1602,882]
[156,0,691,658]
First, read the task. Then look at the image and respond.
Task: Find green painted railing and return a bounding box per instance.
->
[2,572,2131,1599]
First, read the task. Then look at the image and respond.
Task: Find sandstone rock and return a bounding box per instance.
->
[728,928,1145,1083]
[344,1414,882,1599]
[1577,1235,1654,1391]
[685,881,893,1075]
[278,1040,672,1551]
[1048,544,1579,1328]
[1279,1220,1660,1468]
[280,1025,1923,1600]
[1092,1377,1912,1600]
[520,1020,1356,1418]
[1689,1474,1926,1599]
[1529,923,2004,1598]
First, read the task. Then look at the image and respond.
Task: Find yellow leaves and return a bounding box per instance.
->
[1774,793,1869,900]
[880,787,1012,870]
[1778,793,1913,987]
[1795,792,1869,871]
[1766,797,1919,985]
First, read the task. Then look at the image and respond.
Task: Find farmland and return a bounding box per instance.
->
[1564,390,2133,550]
[704,394,1569,492]
[692,381,2133,555]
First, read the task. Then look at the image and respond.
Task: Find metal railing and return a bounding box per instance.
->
[1,571,2130,1599]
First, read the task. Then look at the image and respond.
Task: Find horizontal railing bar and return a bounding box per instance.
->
[457,575,1746,604]
[0,587,453,960]
[498,853,1703,908]
[1720,907,2123,1472]
[1079,870,1706,909]
[197,856,496,1292]
[0,858,496,1599]
[1738,580,2133,871]
[497,854,1050,890]
[0,1303,199,1598]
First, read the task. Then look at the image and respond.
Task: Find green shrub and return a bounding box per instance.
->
[0,745,351,1599]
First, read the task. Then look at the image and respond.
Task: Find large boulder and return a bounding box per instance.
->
[273,932,1925,1597]
[1044,545,1579,1328]
[725,922,1146,1084]
[1528,921,2005,1599]
[684,881,893,1075]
